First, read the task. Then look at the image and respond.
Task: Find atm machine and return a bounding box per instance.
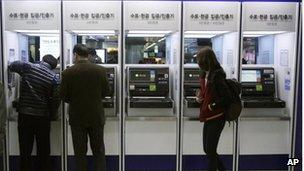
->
[183,67,200,117]
[123,1,181,170]
[241,67,286,111]
[2,0,62,170]
[239,2,299,170]
[127,66,173,116]
[181,2,241,170]
[62,1,121,170]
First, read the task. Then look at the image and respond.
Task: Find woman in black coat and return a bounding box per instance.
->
[196,47,232,171]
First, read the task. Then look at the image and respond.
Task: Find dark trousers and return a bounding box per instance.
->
[203,116,226,171]
[18,114,51,171]
[71,125,106,171]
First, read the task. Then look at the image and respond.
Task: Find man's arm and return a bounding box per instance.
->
[49,74,61,120]
[60,72,70,103]
[101,68,109,99]
[8,61,31,75]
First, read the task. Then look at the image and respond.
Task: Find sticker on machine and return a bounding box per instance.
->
[284,68,291,91]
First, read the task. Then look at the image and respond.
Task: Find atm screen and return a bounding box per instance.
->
[242,70,261,82]
[96,49,105,63]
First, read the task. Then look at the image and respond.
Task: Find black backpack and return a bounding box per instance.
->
[224,79,242,121]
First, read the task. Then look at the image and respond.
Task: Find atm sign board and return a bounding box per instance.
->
[4,1,60,31]
[63,1,121,30]
[184,2,240,31]
[124,1,181,31]
[243,2,298,32]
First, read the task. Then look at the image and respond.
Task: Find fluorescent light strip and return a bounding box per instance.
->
[185,31,230,35]
[71,30,116,34]
[185,34,216,38]
[243,34,264,37]
[127,34,165,37]
[15,30,59,34]
[128,30,171,34]
[243,31,286,35]
[158,37,166,42]
[145,43,157,50]
[26,34,59,37]
[78,33,115,36]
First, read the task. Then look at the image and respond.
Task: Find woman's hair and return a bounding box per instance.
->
[196,46,221,72]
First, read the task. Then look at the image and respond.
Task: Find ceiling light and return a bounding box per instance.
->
[127,34,165,37]
[185,34,216,38]
[184,31,230,35]
[145,43,157,50]
[70,30,116,35]
[26,34,59,37]
[243,34,264,37]
[15,30,59,34]
[128,30,171,34]
[243,31,286,35]
[158,37,166,42]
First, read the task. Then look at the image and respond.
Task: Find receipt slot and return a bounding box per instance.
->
[127,67,174,116]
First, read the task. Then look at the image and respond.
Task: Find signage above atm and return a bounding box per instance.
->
[3,1,60,31]
[243,2,298,31]
[124,1,180,31]
[184,2,240,31]
[64,1,121,30]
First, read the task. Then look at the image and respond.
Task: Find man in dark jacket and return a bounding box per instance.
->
[60,44,109,171]
[9,55,60,171]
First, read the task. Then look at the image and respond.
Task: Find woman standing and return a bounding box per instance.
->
[196,47,232,171]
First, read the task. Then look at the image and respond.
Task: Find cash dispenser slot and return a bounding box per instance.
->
[130,97,173,108]
[128,67,174,116]
[183,68,201,117]
[242,98,286,108]
[241,67,286,117]
[102,97,114,108]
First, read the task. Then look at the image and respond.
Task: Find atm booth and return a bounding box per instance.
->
[123,1,181,170]
[181,2,241,170]
[62,1,121,170]
[239,2,299,170]
[1,0,63,170]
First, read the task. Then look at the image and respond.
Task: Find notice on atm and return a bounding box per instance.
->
[149,84,156,91]
[256,84,263,92]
